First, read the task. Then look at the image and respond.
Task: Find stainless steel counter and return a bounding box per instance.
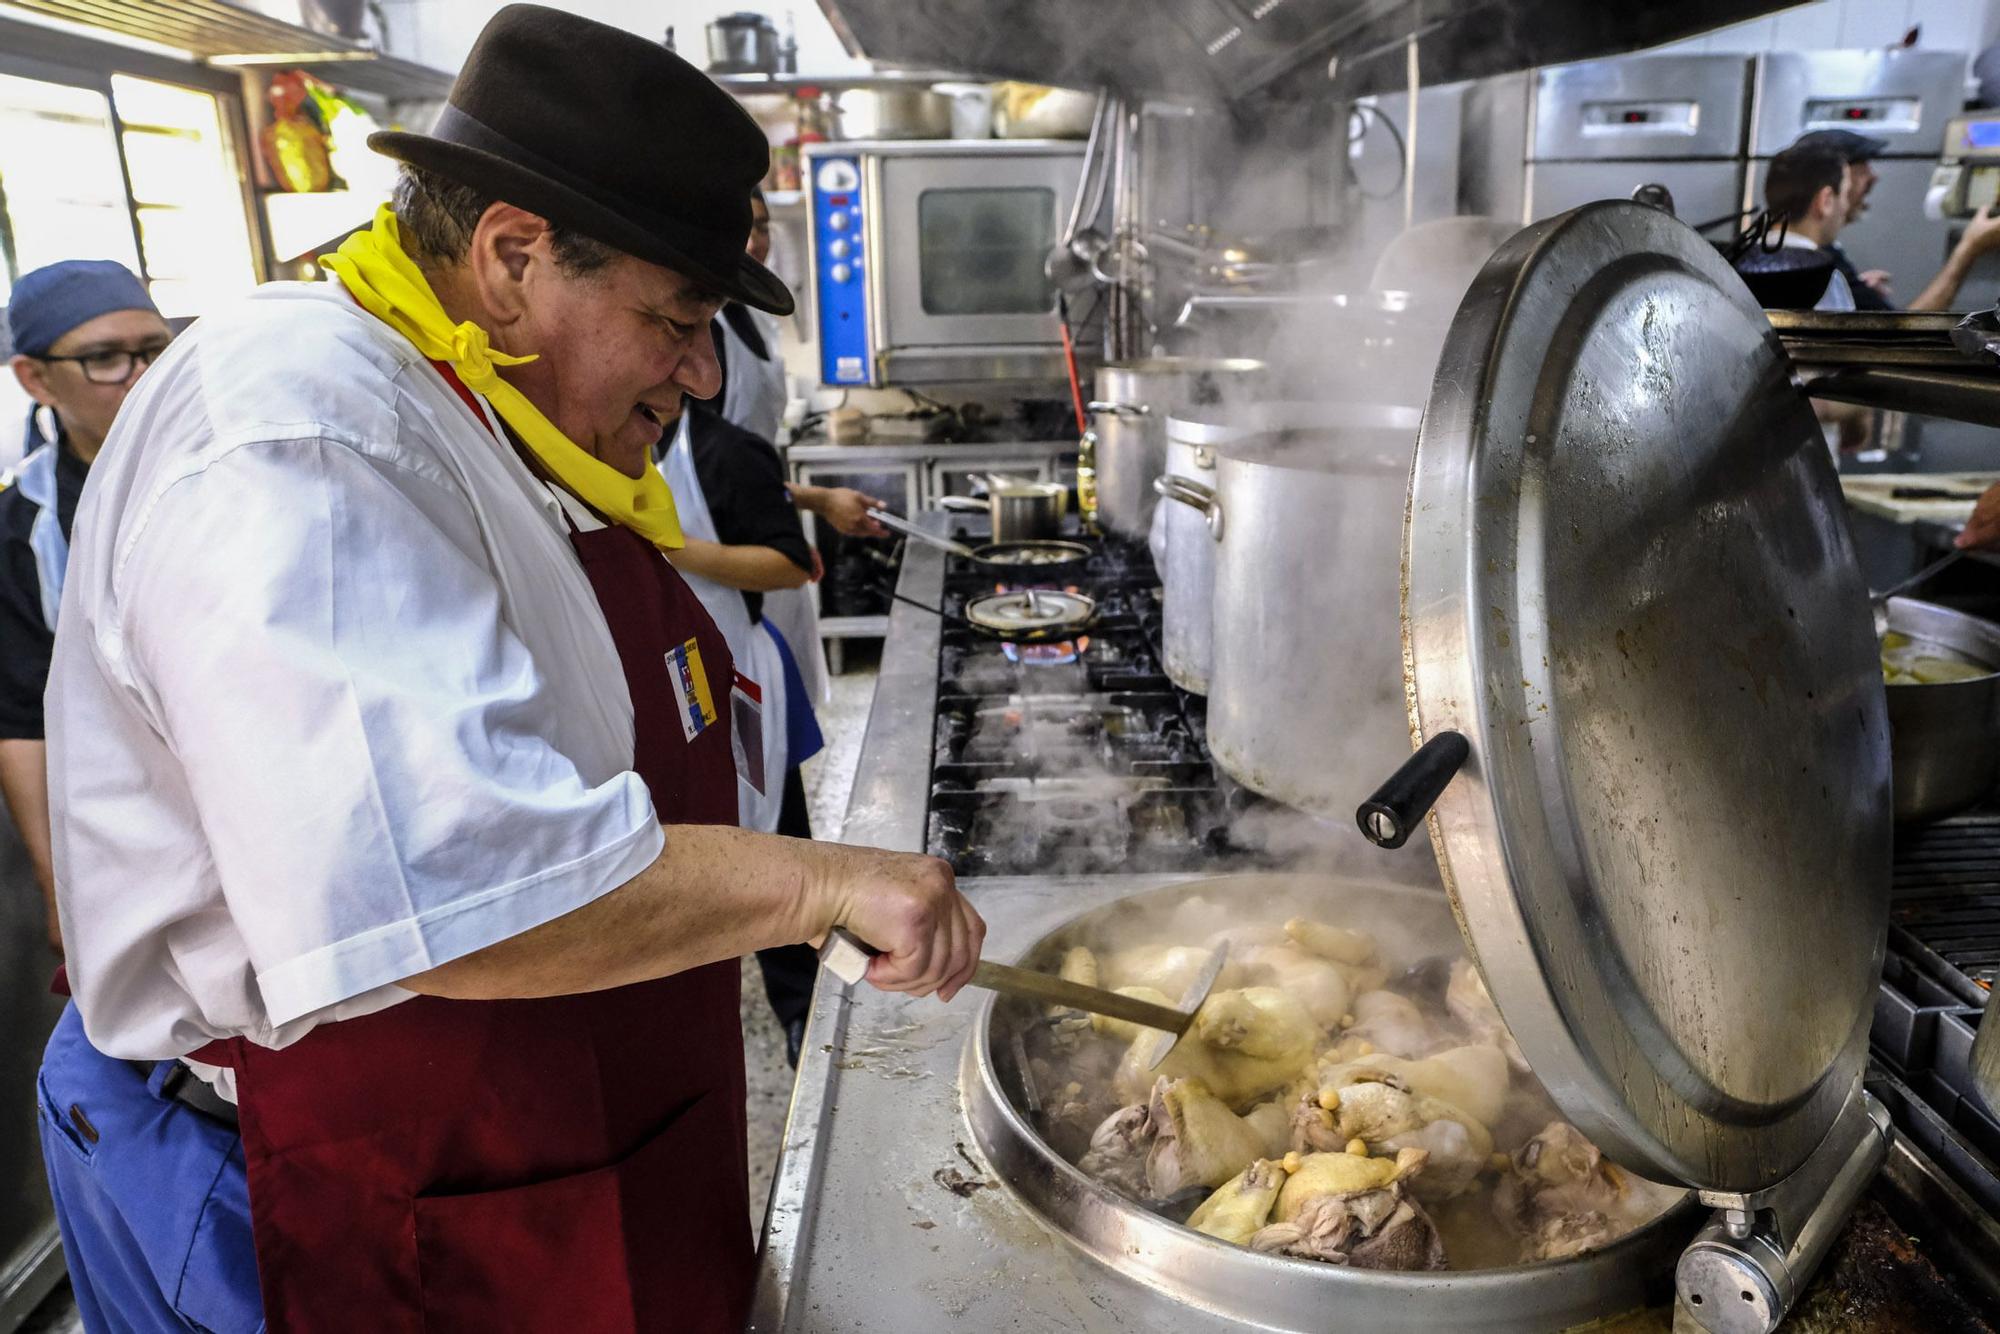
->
[785,438,1075,467]
[833,513,946,856]
[749,871,1253,1334]
[750,518,1243,1330]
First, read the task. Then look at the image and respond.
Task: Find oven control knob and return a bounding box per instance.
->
[828,238,850,259]
[830,262,853,283]
[828,210,850,232]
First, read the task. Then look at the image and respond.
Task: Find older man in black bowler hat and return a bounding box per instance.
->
[38,7,982,1329]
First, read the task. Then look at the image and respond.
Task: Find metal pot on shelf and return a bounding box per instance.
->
[1088,357,1264,540]
[836,87,954,140]
[1882,596,2000,823]
[704,11,783,73]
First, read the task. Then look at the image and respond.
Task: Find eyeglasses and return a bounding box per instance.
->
[36,340,172,386]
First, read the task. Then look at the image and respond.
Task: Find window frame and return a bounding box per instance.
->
[0,15,268,300]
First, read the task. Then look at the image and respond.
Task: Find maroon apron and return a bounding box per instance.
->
[195,377,751,1332]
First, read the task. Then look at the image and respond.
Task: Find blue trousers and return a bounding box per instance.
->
[37,1003,263,1332]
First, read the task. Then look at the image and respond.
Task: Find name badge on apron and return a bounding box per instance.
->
[665,637,719,742]
[729,671,767,795]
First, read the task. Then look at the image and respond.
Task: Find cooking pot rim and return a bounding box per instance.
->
[1884,595,2000,686]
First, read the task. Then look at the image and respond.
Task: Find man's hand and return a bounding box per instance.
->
[822,488,890,537]
[806,844,983,1000]
[794,483,890,538]
[1859,269,1894,299]
[1957,481,2000,551]
[809,547,825,583]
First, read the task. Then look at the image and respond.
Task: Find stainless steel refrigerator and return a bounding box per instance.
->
[1461,55,1753,229]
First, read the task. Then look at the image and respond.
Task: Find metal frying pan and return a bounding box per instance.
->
[868,506,1094,581]
[885,586,1099,645]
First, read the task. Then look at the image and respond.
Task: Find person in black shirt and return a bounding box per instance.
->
[666,400,837,1063]
[1,261,169,953]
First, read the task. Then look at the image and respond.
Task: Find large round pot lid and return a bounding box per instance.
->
[1403,201,1890,1193]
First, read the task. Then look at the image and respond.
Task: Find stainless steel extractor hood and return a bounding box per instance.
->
[815,0,1798,103]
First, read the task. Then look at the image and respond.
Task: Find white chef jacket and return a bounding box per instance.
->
[46,282,663,1060]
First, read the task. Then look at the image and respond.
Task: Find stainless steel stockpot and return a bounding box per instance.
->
[1089,357,1264,540]
[1882,595,2000,823]
[1192,404,1421,811]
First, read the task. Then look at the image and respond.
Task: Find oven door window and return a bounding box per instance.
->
[917,188,1055,316]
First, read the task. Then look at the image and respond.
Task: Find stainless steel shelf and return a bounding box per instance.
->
[712,69,971,94]
[1805,367,2000,431]
[4,0,457,100]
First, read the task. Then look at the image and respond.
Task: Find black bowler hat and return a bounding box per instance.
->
[1792,128,1891,163]
[369,3,792,315]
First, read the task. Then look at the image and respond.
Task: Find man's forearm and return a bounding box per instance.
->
[789,483,829,515]
[402,825,824,1000]
[667,536,809,591]
[1910,249,1977,311]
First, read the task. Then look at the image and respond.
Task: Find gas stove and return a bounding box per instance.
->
[757,510,2000,1333]
[923,530,1268,877]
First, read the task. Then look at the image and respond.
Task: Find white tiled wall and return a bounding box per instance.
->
[1656,0,1997,59]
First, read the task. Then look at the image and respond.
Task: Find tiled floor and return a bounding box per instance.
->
[22,650,881,1329]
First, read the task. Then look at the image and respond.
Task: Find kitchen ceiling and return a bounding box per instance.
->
[815,0,1799,102]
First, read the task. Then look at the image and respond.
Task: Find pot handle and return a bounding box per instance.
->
[937,495,988,512]
[1152,474,1223,539]
[1356,731,1470,850]
[1086,400,1150,418]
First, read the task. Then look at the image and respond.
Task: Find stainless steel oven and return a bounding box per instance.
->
[803,139,1085,387]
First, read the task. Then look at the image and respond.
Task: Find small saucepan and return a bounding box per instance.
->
[869,507,1094,581]
[937,479,1068,543]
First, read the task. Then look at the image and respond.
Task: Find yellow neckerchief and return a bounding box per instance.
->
[323,206,683,548]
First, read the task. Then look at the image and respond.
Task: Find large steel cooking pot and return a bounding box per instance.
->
[1199,404,1423,814]
[965,875,1702,1332]
[1883,596,2000,823]
[1088,357,1264,539]
[1152,413,1236,694]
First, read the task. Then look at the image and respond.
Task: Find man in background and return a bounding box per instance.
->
[0,260,169,953]
[1788,127,2000,311]
[1764,144,1860,312]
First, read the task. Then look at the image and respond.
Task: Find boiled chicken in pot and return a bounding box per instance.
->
[1028,914,1684,1272]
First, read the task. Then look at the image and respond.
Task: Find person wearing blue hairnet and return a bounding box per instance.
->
[0,260,169,953]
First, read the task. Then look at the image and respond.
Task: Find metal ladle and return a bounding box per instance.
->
[1871,549,1966,635]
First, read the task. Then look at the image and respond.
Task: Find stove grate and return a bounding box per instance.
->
[1878,809,2000,1230]
[1893,814,2000,1005]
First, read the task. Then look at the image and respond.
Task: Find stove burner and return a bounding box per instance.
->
[927,532,1268,878]
[1003,638,1087,666]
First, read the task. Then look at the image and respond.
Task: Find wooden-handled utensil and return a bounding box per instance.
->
[819,929,1227,1070]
